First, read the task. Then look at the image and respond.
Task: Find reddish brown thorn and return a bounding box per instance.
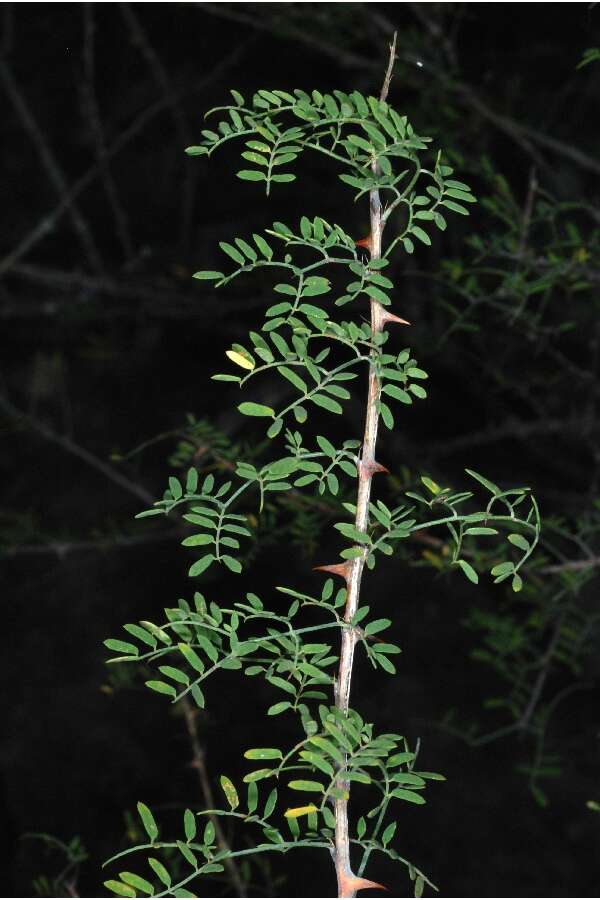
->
[338,869,388,896]
[355,234,373,253]
[313,562,350,581]
[360,459,390,477]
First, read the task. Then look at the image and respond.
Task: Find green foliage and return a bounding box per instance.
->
[437,508,599,806]
[22,833,88,898]
[418,156,599,805]
[104,84,540,897]
[576,47,600,69]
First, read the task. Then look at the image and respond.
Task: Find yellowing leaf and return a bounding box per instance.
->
[284,804,318,818]
[421,475,440,495]
[226,350,255,370]
[220,775,239,810]
[422,549,444,570]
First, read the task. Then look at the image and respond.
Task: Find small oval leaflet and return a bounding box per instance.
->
[183,808,196,842]
[238,402,275,418]
[284,804,318,818]
[220,775,239,810]
[137,801,158,841]
[244,748,283,760]
[227,350,255,370]
[288,779,324,792]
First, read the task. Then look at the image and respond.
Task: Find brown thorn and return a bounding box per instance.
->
[381,309,410,326]
[373,300,410,328]
[360,458,390,477]
[313,562,350,582]
[355,234,373,253]
[339,869,388,895]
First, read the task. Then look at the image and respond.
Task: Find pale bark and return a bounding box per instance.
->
[333,33,398,900]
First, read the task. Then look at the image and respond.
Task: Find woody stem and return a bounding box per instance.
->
[333,33,397,900]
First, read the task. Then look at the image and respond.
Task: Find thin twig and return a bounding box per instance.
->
[1,531,176,560]
[181,699,246,897]
[0,54,104,273]
[0,37,253,276]
[82,4,134,261]
[516,166,538,261]
[540,557,600,575]
[119,2,197,255]
[428,415,595,459]
[198,2,373,71]
[4,261,263,319]
[518,616,565,731]
[0,392,155,505]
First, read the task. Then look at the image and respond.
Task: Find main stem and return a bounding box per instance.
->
[333,34,397,900]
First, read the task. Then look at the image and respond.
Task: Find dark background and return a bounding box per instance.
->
[1,3,599,898]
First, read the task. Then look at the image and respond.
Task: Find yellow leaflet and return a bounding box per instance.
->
[284,804,318,818]
[422,549,444,570]
[226,350,254,370]
[421,475,440,494]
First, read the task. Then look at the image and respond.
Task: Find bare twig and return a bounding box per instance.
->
[428,415,596,459]
[198,2,373,71]
[120,2,197,254]
[0,392,155,505]
[0,37,253,277]
[540,557,600,575]
[0,54,104,273]
[2,262,268,324]
[181,699,246,897]
[82,4,134,261]
[1,531,176,560]
[517,616,565,731]
[518,122,600,178]
[516,167,538,262]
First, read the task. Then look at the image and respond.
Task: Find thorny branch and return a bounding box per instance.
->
[200,4,600,179]
[333,32,398,900]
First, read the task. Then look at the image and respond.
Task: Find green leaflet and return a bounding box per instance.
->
[137,802,158,842]
[238,402,275,418]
